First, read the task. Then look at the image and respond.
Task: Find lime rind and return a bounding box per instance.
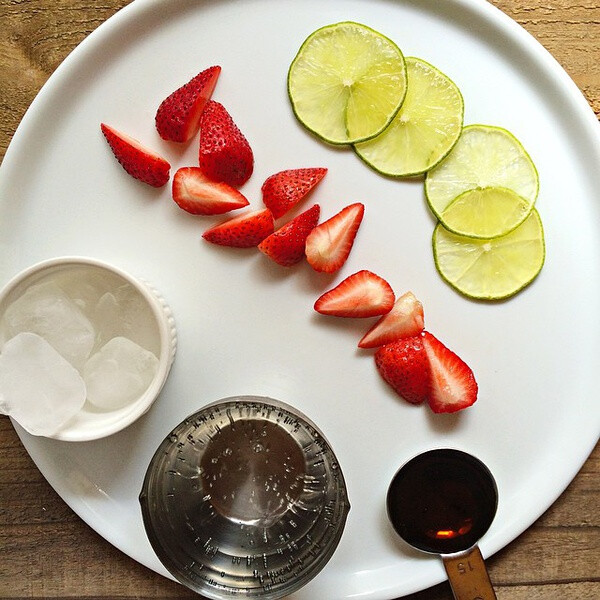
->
[425,124,539,220]
[440,185,535,239]
[432,208,546,300]
[287,21,407,145]
[354,56,464,177]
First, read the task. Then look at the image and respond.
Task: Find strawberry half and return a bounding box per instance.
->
[202,208,274,248]
[422,331,478,413]
[155,65,221,143]
[261,167,327,219]
[172,167,249,215]
[258,204,320,266]
[100,123,170,187]
[314,270,395,317]
[199,101,254,187]
[358,291,425,348]
[305,202,365,273]
[374,335,430,404]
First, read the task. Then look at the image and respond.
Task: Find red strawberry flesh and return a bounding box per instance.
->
[422,331,478,413]
[359,291,424,348]
[314,270,395,317]
[100,123,170,187]
[199,101,254,187]
[258,204,320,266]
[261,167,327,219]
[374,335,430,404]
[172,167,249,215]
[202,208,274,248]
[305,202,364,273]
[155,65,221,143]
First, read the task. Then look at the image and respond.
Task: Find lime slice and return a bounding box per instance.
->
[425,124,539,221]
[354,57,464,176]
[287,22,407,145]
[441,186,533,238]
[432,209,545,300]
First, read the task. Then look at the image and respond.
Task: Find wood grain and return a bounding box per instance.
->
[0,1,598,599]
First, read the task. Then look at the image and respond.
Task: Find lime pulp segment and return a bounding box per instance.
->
[287,22,407,145]
[354,57,464,176]
[432,208,545,300]
[425,124,539,221]
[440,186,534,239]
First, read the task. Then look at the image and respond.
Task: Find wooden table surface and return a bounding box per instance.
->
[0,1,598,599]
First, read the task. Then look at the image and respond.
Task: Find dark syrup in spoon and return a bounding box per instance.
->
[387,449,497,554]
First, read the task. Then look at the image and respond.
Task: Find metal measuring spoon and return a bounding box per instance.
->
[387,449,498,600]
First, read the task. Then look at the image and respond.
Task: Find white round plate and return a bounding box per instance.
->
[1,1,599,598]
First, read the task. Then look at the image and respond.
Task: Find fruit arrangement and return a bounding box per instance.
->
[288,21,546,301]
[102,27,560,413]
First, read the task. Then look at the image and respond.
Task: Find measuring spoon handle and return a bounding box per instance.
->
[442,545,497,600]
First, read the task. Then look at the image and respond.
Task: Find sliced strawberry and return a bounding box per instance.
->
[199,101,254,187]
[314,270,395,317]
[358,291,425,348]
[422,331,478,413]
[261,167,327,219]
[100,123,170,187]
[172,167,249,215]
[258,204,320,266]
[202,208,274,248]
[374,335,430,404]
[155,65,221,143]
[305,202,365,273]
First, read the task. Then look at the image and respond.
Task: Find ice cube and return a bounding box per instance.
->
[93,285,159,354]
[0,332,86,436]
[2,280,95,369]
[83,336,159,411]
[53,268,110,312]
[93,291,120,343]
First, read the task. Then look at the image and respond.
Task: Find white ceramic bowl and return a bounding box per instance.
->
[0,256,177,441]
